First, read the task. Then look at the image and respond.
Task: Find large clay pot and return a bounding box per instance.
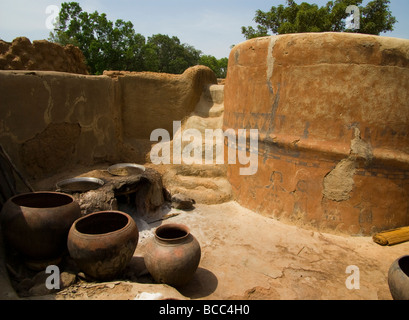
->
[67,211,139,281]
[0,192,81,264]
[144,223,201,287]
[388,255,409,300]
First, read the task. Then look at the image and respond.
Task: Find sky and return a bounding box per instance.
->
[1,0,408,59]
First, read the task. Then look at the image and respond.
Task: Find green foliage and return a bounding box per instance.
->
[143,34,201,74]
[49,2,146,74]
[50,2,228,77]
[198,55,228,79]
[242,0,397,39]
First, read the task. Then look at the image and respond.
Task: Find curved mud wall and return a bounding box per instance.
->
[0,37,88,75]
[0,66,216,180]
[224,32,409,235]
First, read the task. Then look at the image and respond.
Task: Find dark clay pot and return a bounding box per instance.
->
[67,211,139,281]
[388,255,409,300]
[144,223,201,288]
[0,192,81,262]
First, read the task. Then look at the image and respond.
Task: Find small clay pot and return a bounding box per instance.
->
[0,192,81,264]
[144,223,201,288]
[388,255,409,300]
[67,211,138,281]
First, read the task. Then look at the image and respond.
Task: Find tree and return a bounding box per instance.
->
[198,55,228,78]
[241,0,397,39]
[360,0,397,34]
[50,2,229,76]
[143,34,202,74]
[49,2,146,74]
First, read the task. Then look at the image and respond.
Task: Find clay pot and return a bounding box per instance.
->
[67,211,139,281]
[388,255,409,300]
[144,223,201,287]
[0,192,81,264]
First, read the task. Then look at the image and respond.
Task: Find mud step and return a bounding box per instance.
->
[183,115,223,133]
[204,84,224,104]
[194,103,224,118]
[194,84,224,118]
[166,175,232,205]
[151,83,230,205]
[148,138,226,165]
[171,164,227,178]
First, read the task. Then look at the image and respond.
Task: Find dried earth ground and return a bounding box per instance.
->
[52,200,409,300]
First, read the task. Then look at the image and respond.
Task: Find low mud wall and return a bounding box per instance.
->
[224,32,409,235]
[0,66,216,180]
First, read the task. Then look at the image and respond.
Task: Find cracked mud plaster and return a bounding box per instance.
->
[323,128,373,202]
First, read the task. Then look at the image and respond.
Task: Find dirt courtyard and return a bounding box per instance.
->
[49,200,409,300]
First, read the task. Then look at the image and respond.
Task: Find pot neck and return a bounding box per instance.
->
[154,233,190,246]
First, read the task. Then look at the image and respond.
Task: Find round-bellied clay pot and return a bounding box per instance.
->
[144,223,201,288]
[388,255,409,300]
[67,211,139,281]
[0,192,81,266]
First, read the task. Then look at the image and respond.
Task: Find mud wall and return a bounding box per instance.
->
[114,67,217,140]
[224,32,409,235]
[0,37,88,75]
[0,66,216,180]
[0,71,119,179]
[105,67,217,161]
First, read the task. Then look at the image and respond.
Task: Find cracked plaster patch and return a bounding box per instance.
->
[322,128,373,202]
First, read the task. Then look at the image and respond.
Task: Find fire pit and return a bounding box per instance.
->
[56,167,166,219]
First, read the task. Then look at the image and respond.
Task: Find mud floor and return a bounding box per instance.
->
[42,201,409,300]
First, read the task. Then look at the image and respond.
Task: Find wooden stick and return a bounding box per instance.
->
[0,145,34,192]
[0,162,16,196]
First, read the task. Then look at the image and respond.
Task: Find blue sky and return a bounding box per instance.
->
[1,0,408,58]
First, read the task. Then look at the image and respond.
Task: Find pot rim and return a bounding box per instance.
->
[397,255,409,277]
[8,191,75,209]
[154,223,190,242]
[71,210,134,238]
